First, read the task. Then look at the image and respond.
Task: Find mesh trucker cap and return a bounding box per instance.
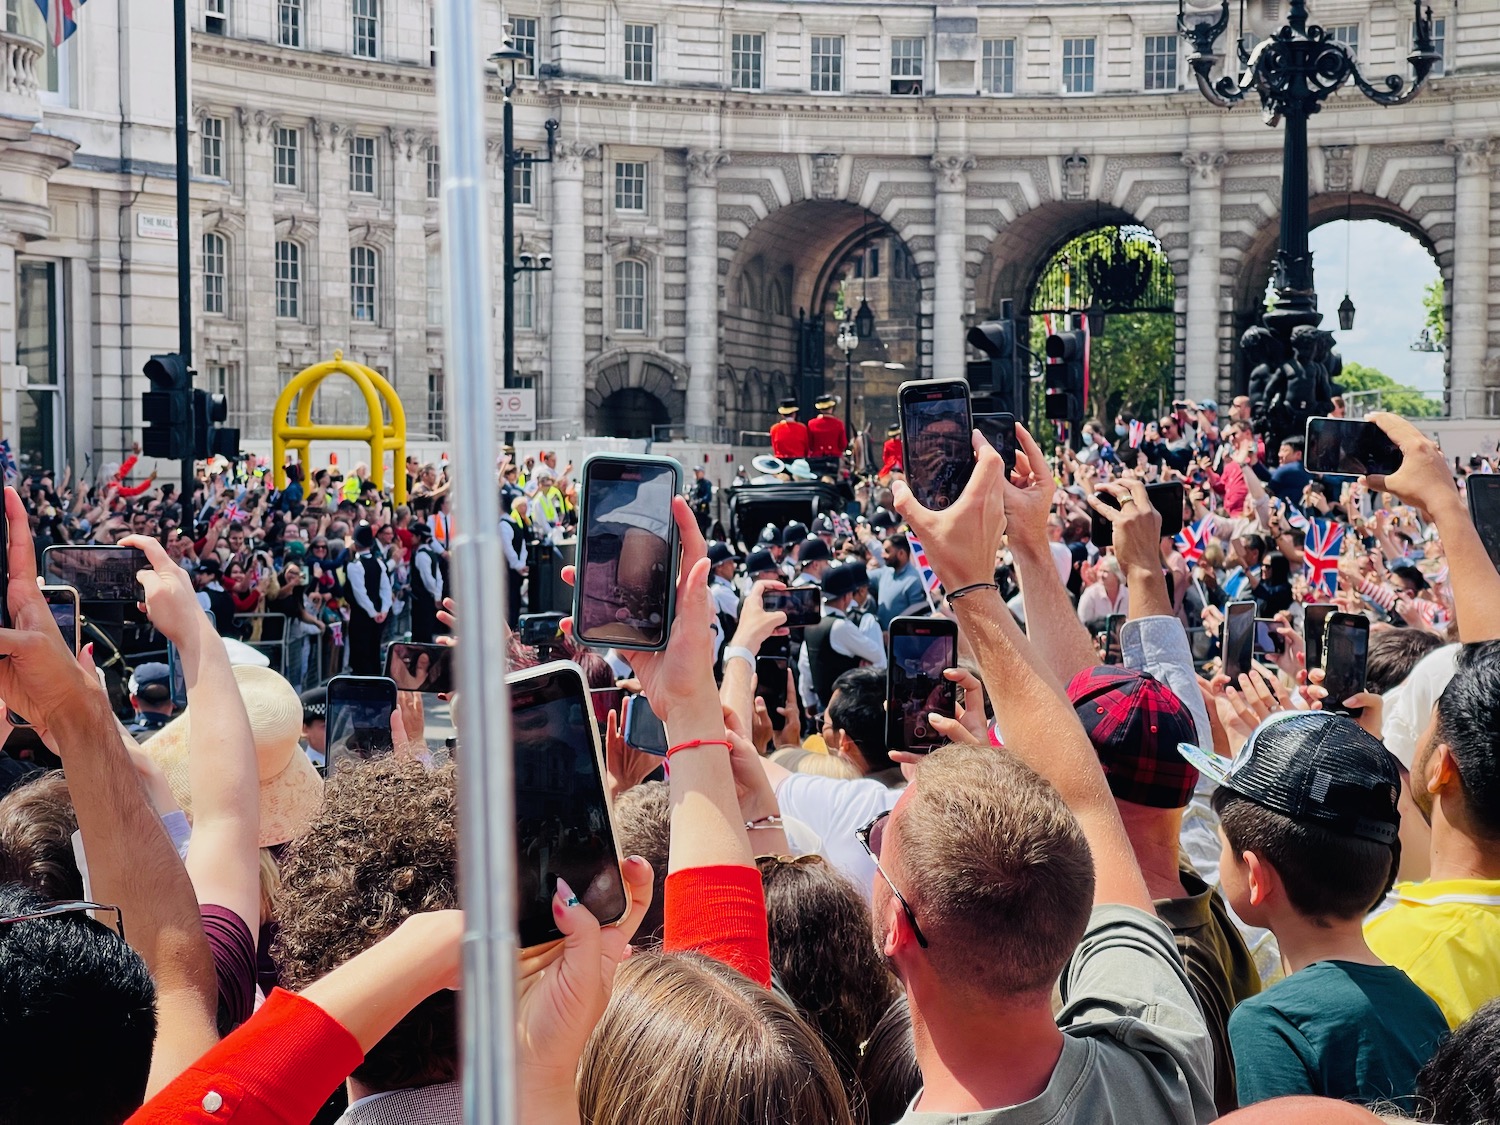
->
[1068,666,1200,809]
[1177,710,1401,845]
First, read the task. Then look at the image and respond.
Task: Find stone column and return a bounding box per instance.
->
[1181,150,1227,404]
[313,119,352,351]
[1445,137,1494,417]
[549,141,595,437]
[930,154,975,380]
[684,150,728,438]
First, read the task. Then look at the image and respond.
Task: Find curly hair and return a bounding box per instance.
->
[0,771,83,902]
[273,757,458,1091]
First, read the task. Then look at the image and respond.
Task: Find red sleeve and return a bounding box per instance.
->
[113,455,138,485]
[126,988,363,1125]
[663,865,772,989]
[117,477,155,497]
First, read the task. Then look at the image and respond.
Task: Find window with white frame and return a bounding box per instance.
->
[206,362,232,403]
[428,6,437,66]
[202,233,227,315]
[1062,37,1095,93]
[1144,34,1178,90]
[426,145,440,199]
[516,268,536,330]
[426,371,447,439]
[274,240,301,319]
[352,0,378,58]
[204,0,227,34]
[426,246,443,324]
[273,126,301,188]
[810,36,843,92]
[200,116,225,178]
[1327,24,1358,58]
[614,161,647,212]
[731,32,763,91]
[509,16,537,75]
[623,23,655,82]
[890,37,924,95]
[1428,16,1445,75]
[614,259,646,332]
[350,246,379,323]
[514,150,533,206]
[7,0,74,99]
[277,0,301,47]
[981,38,1015,93]
[350,135,377,195]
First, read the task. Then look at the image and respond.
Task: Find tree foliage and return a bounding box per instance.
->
[1336,360,1442,418]
[1421,278,1445,348]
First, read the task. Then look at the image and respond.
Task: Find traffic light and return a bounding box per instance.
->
[192,388,240,460]
[141,353,193,460]
[966,317,1020,415]
[1043,329,1086,423]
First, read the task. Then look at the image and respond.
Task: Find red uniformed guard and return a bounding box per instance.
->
[806,395,847,475]
[879,422,904,477]
[769,398,810,461]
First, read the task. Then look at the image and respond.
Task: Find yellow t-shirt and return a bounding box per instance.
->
[1365,877,1500,1028]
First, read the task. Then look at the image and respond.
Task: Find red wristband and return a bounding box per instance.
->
[665,738,733,761]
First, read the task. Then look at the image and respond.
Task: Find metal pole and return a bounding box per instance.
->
[173,0,195,504]
[502,90,516,448]
[437,0,517,1120]
[844,353,852,436]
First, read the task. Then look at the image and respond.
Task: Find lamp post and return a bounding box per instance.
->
[836,316,860,435]
[1177,0,1438,441]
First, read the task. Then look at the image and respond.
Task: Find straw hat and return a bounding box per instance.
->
[143,664,323,847]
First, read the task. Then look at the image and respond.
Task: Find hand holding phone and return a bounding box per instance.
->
[900,379,975,512]
[326,675,399,772]
[761,586,821,629]
[974,412,1018,476]
[1220,600,1256,682]
[1304,418,1403,477]
[385,641,455,694]
[1320,612,1369,717]
[886,616,959,753]
[622,694,669,755]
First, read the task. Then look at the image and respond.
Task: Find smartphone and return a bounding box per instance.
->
[574,455,682,651]
[1467,474,1500,571]
[899,379,975,512]
[885,616,959,754]
[1221,600,1257,682]
[1254,618,1286,657]
[519,611,567,649]
[384,641,455,694]
[43,545,149,603]
[1321,612,1369,717]
[42,585,80,654]
[509,661,629,946]
[756,633,791,732]
[762,586,821,629]
[1101,613,1126,665]
[1304,418,1403,477]
[1090,481,1186,547]
[974,411,1018,475]
[325,675,398,773]
[622,693,669,756]
[167,609,216,710]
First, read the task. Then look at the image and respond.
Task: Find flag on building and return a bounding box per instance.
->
[905,532,942,594]
[1303,518,1345,597]
[1175,518,1208,565]
[34,0,86,45]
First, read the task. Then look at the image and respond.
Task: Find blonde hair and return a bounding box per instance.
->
[794,752,862,780]
[580,951,855,1125]
[259,846,282,924]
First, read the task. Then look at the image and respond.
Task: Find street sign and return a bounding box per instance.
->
[496,388,537,432]
[137,212,178,241]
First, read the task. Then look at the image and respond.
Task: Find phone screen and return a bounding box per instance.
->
[756,656,789,731]
[510,662,628,946]
[43,546,148,603]
[886,617,958,753]
[43,588,79,655]
[385,642,456,694]
[326,675,398,773]
[1089,482,1185,547]
[1304,418,1403,477]
[974,412,1017,475]
[762,586,821,628]
[1322,614,1369,717]
[900,380,974,511]
[519,612,567,649]
[1221,600,1256,681]
[623,694,669,756]
[1304,604,1335,671]
[1254,618,1286,657]
[1467,475,1500,571]
[1102,614,1126,665]
[577,458,679,649]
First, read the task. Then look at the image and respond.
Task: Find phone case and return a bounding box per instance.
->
[898,379,974,511]
[573,454,683,652]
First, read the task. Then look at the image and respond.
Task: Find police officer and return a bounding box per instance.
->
[126,662,175,740]
[807,395,847,478]
[769,398,810,461]
[794,537,833,586]
[690,467,714,534]
[706,541,743,624]
[797,561,885,715]
[778,522,809,581]
[409,521,447,644]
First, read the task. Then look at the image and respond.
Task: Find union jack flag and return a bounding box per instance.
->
[0,440,16,482]
[1128,419,1145,449]
[1175,518,1208,565]
[34,0,85,45]
[905,532,942,594]
[1303,518,1345,597]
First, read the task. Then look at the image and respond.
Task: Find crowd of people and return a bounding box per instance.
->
[0,396,1498,1125]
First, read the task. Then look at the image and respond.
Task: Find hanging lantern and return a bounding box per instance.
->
[1337,293,1355,331]
[1084,302,1106,338]
[855,298,874,339]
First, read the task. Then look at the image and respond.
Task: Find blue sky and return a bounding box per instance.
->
[1300,220,1444,393]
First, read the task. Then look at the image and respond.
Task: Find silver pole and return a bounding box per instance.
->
[435,1,516,1121]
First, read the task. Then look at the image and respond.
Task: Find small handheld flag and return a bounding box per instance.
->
[1175,518,1207,565]
[905,532,942,595]
[1303,518,1345,597]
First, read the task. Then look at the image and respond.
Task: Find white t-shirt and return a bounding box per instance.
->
[774,771,902,899]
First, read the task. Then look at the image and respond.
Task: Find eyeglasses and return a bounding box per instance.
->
[0,900,125,940]
[856,811,928,948]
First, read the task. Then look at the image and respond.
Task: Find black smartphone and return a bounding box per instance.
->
[1090,481,1185,547]
[42,585,80,654]
[326,675,398,773]
[519,611,567,649]
[1304,418,1403,477]
[899,378,974,511]
[1467,474,1500,571]
[509,660,628,946]
[622,693,669,756]
[1254,617,1286,657]
[43,545,148,603]
[166,608,216,711]
[1303,604,1335,672]
[574,454,682,651]
[1101,613,1126,665]
[756,633,791,732]
[974,412,1018,475]
[385,641,455,694]
[1221,599,1257,682]
[762,586,821,629]
[885,615,959,754]
[1321,611,1369,717]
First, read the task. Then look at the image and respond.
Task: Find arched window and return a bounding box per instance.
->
[614,258,647,332]
[202,232,226,314]
[350,246,379,323]
[274,240,301,319]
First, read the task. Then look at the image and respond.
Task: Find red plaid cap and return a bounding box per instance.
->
[1067,666,1200,809]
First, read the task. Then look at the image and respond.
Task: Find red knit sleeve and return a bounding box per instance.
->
[113,454,138,485]
[125,988,363,1124]
[663,864,772,989]
[117,476,155,497]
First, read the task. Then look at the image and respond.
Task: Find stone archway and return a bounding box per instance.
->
[974,201,1144,322]
[585,349,688,439]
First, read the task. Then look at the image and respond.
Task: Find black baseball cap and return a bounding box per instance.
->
[1178,711,1400,844]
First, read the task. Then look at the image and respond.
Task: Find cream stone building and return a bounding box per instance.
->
[3,0,1499,465]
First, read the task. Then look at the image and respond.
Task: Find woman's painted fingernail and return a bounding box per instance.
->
[556,877,580,908]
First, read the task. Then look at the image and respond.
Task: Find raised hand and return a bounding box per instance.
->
[893,431,1007,590]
